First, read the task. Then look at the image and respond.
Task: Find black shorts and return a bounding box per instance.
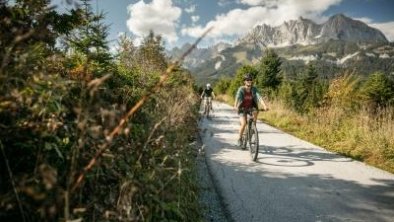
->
[238,107,257,116]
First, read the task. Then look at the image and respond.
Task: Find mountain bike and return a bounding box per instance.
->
[203,97,213,118]
[240,109,260,161]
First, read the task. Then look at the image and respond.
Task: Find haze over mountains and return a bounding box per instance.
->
[168,14,394,84]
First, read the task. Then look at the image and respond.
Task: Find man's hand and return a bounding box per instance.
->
[259,107,269,111]
[234,107,240,113]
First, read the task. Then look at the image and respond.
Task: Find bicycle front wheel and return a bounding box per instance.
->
[249,123,259,161]
[204,101,209,117]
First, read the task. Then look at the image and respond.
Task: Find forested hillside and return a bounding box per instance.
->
[0,1,202,221]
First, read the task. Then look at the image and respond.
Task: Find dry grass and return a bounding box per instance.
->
[259,100,394,173]
[215,94,234,105]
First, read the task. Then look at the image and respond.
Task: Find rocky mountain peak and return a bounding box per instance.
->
[239,13,388,47]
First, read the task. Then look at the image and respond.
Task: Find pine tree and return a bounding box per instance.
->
[362,71,394,109]
[137,30,168,72]
[294,64,325,113]
[63,0,112,78]
[256,48,282,98]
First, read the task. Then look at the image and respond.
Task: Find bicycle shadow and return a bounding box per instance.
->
[257,145,353,166]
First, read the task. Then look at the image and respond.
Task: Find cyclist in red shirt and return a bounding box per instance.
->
[234,73,268,146]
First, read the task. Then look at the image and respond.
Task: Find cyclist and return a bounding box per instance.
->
[201,83,215,115]
[234,73,268,146]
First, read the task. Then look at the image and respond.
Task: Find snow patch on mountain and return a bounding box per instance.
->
[337,52,360,64]
[288,55,318,63]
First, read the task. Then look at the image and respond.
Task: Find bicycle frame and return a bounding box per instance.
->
[203,97,212,117]
[241,109,259,161]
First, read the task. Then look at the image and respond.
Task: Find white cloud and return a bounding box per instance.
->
[117,32,126,38]
[182,0,342,40]
[218,0,232,7]
[345,17,394,42]
[126,0,181,44]
[185,5,196,13]
[238,0,267,6]
[354,17,373,24]
[367,21,394,42]
[191,15,200,23]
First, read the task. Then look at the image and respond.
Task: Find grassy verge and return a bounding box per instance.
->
[218,95,394,174]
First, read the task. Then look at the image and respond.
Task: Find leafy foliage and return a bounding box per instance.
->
[213,77,232,94]
[227,64,258,97]
[325,72,362,111]
[0,1,202,221]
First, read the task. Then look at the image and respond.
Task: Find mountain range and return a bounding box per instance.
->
[168,14,394,84]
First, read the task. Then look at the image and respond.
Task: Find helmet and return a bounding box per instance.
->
[243,73,253,81]
[206,83,211,88]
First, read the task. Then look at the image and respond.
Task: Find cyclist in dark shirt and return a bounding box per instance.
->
[234,74,268,146]
[201,83,215,98]
[201,83,215,115]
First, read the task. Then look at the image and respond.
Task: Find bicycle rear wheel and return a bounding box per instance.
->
[248,122,259,161]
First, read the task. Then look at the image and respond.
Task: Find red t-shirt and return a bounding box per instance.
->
[241,90,253,108]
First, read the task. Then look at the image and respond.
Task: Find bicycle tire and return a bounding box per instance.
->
[241,130,248,150]
[204,101,209,117]
[249,121,259,161]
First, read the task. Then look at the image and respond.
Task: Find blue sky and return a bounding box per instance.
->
[52,0,394,49]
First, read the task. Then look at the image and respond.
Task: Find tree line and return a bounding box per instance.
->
[215,48,394,113]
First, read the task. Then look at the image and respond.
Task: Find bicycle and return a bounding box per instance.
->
[240,109,260,161]
[203,97,213,118]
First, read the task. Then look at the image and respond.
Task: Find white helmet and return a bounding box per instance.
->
[206,83,211,88]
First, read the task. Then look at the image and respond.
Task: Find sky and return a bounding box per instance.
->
[51,0,394,49]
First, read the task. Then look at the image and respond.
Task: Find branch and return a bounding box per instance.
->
[0,141,26,222]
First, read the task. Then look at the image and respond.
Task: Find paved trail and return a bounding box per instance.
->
[199,101,394,222]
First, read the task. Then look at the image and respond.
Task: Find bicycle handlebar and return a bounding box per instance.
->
[237,108,269,112]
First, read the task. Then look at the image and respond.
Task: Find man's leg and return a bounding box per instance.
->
[203,98,207,114]
[238,115,247,146]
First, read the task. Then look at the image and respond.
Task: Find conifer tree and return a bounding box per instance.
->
[294,64,325,112]
[256,48,282,98]
[362,71,394,109]
[63,0,112,77]
[137,30,168,72]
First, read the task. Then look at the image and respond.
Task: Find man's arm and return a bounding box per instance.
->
[234,87,241,109]
[255,90,268,110]
[259,97,268,110]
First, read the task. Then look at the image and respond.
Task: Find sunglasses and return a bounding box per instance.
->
[245,79,253,81]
